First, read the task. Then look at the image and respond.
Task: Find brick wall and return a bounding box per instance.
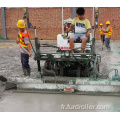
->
[1,7,120,40]
[82,7,120,40]
[96,7,120,40]
[4,7,72,40]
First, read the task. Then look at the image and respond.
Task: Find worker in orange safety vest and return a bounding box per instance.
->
[99,23,105,50]
[16,19,32,76]
[102,21,113,51]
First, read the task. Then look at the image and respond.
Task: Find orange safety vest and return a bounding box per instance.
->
[18,30,30,48]
[99,27,104,35]
[105,26,113,37]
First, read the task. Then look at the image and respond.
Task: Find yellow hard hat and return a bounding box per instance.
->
[106,21,110,25]
[17,20,25,28]
[100,23,103,25]
[95,7,98,11]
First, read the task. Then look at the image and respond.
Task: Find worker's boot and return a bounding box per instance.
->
[22,67,27,76]
[26,68,31,76]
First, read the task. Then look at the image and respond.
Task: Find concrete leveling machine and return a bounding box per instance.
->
[1,7,120,95]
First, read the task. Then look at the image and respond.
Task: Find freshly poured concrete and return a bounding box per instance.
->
[0,92,120,112]
[0,40,120,112]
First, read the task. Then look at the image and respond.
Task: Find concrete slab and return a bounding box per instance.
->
[0,92,120,112]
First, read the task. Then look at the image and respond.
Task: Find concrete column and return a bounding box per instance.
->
[1,7,6,39]
[72,7,76,18]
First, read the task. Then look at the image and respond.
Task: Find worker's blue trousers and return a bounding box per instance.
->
[105,38,111,50]
[21,53,30,69]
[101,34,105,43]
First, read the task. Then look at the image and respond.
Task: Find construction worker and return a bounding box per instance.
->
[102,21,113,51]
[99,23,105,50]
[16,19,32,76]
[65,7,91,53]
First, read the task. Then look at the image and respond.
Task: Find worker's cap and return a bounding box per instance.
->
[106,21,110,25]
[100,23,103,25]
[17,19,25,28]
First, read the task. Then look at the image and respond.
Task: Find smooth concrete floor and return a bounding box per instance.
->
[0,92,120,112]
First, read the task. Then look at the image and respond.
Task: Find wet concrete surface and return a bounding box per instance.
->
[0,40,120,112]
[0,92,120,112]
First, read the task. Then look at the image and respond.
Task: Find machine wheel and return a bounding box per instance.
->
[42,60,54,76]
[77,63,81,77]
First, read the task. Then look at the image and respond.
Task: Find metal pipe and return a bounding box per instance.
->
[62,7,64,34]
[91,7,96,54]
[34,27,37,37]
[92,7,95,37]
[72,7,76,18]
[1,7,6,39]
[37,60,41,72]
